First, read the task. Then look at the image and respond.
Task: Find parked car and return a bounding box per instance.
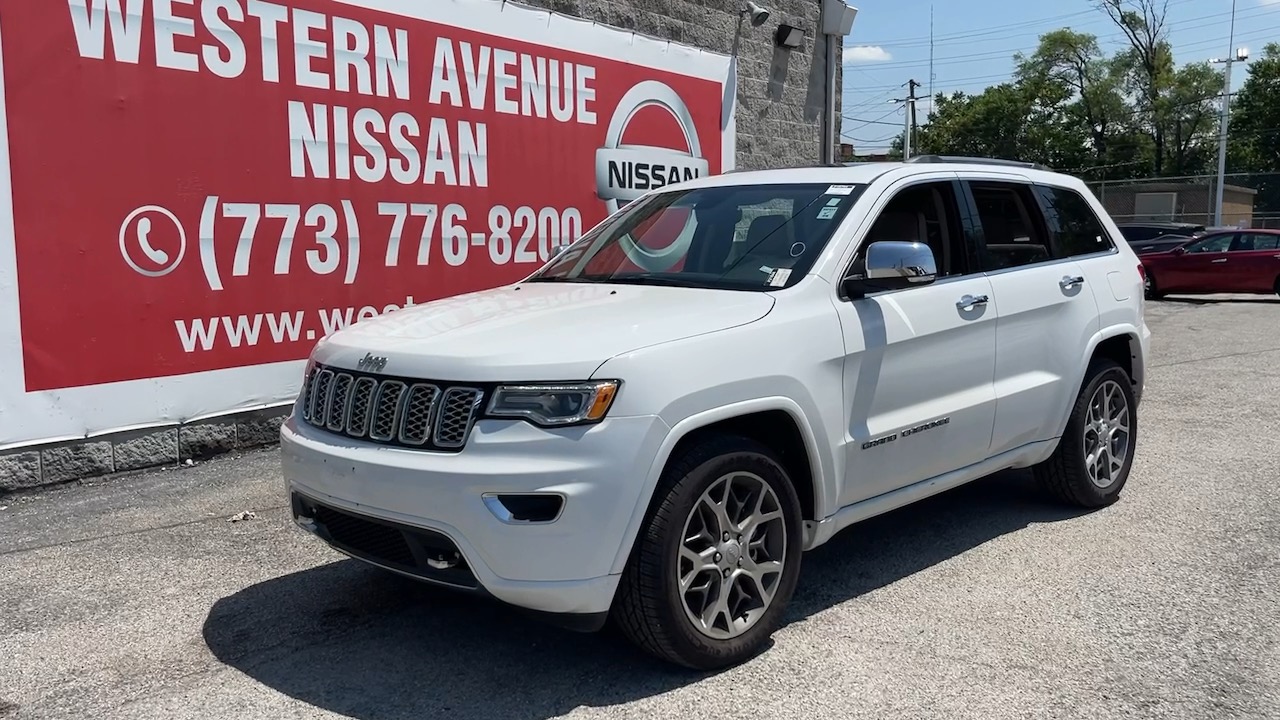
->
[1115,221,1205,243]
[1129,234,1196,255]
[279,156,1150,670]
[1141,229,1280,299]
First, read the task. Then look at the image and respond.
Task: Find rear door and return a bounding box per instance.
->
[1229,233,1280,293]
[957,175,1102,456]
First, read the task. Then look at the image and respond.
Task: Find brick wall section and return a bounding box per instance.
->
[0,0,836,493]
[519,0,837,170]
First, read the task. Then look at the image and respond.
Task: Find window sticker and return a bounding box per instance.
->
[824,185,855,196]
[817,207,838,220]
[825,197,843,206]
[767,268,792,287]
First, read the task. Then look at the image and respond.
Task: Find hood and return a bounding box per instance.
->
[312,282,776,381]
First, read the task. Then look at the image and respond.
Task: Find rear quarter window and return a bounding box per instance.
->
[1035,185,1117,257]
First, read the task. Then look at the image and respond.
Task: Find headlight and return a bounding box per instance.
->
[485,380,621,427]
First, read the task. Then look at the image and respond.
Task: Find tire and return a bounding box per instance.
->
[613,433,804,670]
[1034,358,1137,508]
[1273,276,1279,298]
[1144,271,1163,300]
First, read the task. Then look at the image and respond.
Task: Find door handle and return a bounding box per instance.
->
[956,294,989,311]
[1060,275,1085,290]
[1212,258,1228,263]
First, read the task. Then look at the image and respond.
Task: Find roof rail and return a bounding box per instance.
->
[904,155,1051,171]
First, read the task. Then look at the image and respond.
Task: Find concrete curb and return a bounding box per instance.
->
[0,407,289,495]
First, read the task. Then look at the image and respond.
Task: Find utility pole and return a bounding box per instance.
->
[1211,0,1245,228]
[928,5,934,101]
[903,79,920,159]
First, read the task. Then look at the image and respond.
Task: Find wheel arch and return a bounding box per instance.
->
[1052,325,1144,438]
[607,397,831,576]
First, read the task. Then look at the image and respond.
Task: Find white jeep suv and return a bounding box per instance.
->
[279,156,1150,670]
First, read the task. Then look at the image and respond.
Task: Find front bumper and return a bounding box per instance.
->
[279,410,670,618]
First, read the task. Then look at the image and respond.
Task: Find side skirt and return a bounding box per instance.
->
[802,439,1058,550]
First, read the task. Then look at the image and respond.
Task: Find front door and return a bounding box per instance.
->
[1162,232,1234,292]
[833,176,999,507]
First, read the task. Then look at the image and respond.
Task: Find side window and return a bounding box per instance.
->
[856,181,971,278]
[1185,234,1233,253]
[967,181,1052,271]
[1035,185,1117,257]
[1234,233,1280,251]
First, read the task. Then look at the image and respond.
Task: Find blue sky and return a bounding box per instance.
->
[841,0,1280,153]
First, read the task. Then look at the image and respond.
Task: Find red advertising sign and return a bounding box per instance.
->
[0,0,726,392]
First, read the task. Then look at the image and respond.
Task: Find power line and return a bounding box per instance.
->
[853,0,1200,49]
[846,22,1280,96]
[849,6,1280,73]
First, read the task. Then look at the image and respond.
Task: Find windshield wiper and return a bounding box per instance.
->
[521,276,609,283]
[597,273,711,288]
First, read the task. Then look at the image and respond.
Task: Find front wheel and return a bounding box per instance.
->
[1034,358,1137,508]
[613,434,804,670]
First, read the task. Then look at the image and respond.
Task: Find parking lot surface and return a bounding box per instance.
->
[2,295,1278,720]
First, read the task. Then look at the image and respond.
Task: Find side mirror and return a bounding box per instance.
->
[842,241,938,299]
[1171,245,1187,255]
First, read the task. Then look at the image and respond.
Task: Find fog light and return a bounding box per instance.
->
[482,493,565,524]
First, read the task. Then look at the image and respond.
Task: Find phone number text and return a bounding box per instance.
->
[197,197,584,291]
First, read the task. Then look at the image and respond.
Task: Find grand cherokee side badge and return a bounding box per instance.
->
[356,352,388,372]
[861,417,950,450]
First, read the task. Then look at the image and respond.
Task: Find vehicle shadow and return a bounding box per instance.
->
[1158,296,1280,305]
[202,469,1093,720]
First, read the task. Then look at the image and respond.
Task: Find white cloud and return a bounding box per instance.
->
[845,45,892,63]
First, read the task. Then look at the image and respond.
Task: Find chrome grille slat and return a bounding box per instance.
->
[369,381,408,441]
[397,384,441,446]
[325,373,354,431]
[300,367,318,421]
[434,387,482,448]
[346,377,377,438]
[301,364,483,452]
[311,370,335,423]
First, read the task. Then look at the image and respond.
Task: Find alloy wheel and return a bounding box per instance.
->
[677,471,787,640]
[1082,379,1131,489]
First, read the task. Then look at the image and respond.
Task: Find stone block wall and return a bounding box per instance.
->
[519,0,838,170]
[0,409,288,494]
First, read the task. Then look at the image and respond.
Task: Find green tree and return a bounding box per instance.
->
[1162,62,1222,176]
[1097,0,1175,174]
[909,82,1088,170]
[1228,42,1280,215]
[1014,29,1128,170]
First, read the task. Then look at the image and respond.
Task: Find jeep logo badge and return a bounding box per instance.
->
[356,353,388,372]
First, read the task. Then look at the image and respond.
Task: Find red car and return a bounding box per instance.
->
[1141,229,1280,299]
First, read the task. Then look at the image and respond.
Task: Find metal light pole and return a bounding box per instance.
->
[820,0,858,164]
[1210,0,1245,228]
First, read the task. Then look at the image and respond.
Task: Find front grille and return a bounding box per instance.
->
[301,363,483,452]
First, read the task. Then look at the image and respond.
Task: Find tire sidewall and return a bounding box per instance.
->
[1061,363,1138,505]
[652,440,804,668]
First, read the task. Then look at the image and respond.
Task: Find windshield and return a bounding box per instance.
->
[526,182,867,291]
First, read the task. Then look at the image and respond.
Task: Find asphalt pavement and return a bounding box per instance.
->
[2,294,1278,720]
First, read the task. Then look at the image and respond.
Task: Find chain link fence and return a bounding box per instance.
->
[1085,172,1280,229]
